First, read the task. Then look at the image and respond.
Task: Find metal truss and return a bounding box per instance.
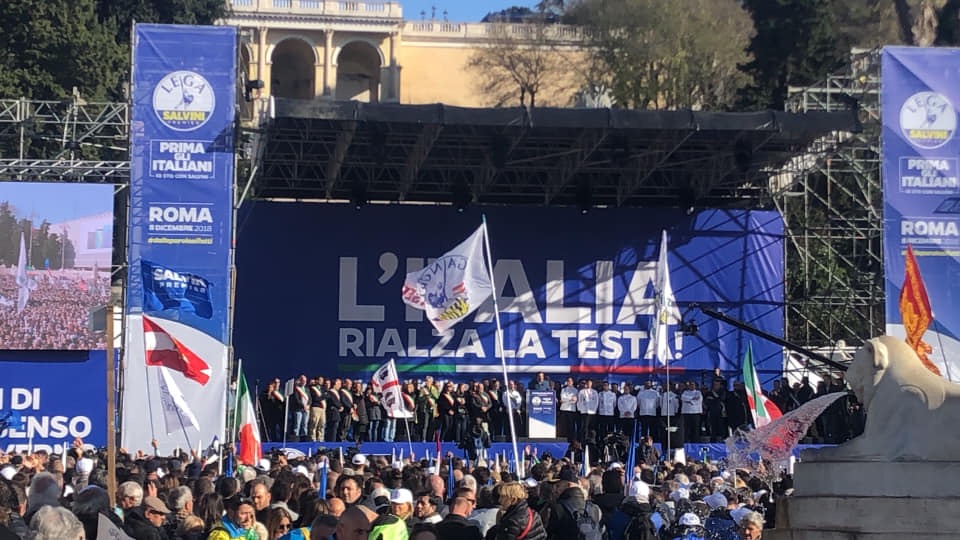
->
[777,48,884,355]
[0,96,131,285]
[251,100,854,209]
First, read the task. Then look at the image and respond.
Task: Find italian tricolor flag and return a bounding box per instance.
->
[236,370,262,466]
[742,342,782,428]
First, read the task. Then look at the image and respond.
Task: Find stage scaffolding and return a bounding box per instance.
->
[776,48,883,362]
[0,52,881,368]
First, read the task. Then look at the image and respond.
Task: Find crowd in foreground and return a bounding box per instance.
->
[0,439,780,540]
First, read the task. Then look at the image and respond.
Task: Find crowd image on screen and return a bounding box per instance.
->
[0,270,110,350]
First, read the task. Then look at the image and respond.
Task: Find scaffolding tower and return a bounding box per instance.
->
[777,48,884,356]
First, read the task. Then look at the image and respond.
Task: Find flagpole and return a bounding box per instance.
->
[231,358,243,448]
[480,215,521,477]
[142,323,158,446]
[282,381,291,448]
[402,416,415,459]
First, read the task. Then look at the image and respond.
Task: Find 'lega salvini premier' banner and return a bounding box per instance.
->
[122,25,235,453]
[882,47,960,380]
[234,204,785,385]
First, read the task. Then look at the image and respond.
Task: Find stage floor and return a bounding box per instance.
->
[262,440,829,464]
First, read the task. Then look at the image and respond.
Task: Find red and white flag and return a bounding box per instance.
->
[742,342,782,428]
[143,315,211,386]
[235,370,261,466]
[371,359,412,419]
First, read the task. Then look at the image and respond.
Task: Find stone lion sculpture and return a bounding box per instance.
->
[805,335,960,461]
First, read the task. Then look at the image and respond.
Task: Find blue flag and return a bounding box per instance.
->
[0,410,23,431]
[141,260,213,318]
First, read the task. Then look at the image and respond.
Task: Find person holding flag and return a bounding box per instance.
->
[401,220,522,475]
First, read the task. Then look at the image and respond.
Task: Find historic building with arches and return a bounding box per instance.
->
[223,0,585,107]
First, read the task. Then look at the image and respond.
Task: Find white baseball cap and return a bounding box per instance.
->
[389,488,413,505]
[679,513,701,527]
[352,453,368,466]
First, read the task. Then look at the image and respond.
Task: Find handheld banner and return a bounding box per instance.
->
[122,24,235,453]
[881,47,960,380]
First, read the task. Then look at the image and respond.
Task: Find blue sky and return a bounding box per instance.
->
[401,1,535,22]
[0,183,113,223]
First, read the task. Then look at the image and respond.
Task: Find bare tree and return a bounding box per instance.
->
[467,17,576,108]
[571,0,754,110]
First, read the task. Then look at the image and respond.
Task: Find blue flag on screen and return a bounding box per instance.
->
[0,410,23,431]
[141,260,213,319]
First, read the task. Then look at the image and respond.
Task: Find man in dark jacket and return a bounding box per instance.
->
[124,495,171,540]
[606,479,657,540]
[593,470,625,526]
[435,496,482,540]
[546,482,591,540]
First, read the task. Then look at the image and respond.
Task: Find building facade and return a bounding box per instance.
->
[222,0,586,107]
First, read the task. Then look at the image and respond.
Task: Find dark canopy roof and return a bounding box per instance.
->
[251,99,858,208]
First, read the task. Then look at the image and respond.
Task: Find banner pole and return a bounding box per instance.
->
[480,215,521,477]
[231,358,243,447]
[106,303,117,505]
[402,416,415,459]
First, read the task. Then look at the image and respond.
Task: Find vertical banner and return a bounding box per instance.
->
[882,47,960,380]
[526,390,556,439]
[122,24,236,453]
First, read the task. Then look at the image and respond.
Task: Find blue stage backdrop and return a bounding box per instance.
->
[882,47,960,380]
[235,205,784,386]
[0,351,107,453]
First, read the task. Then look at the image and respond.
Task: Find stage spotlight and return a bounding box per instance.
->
[351,181,368,209]
[451,180,472,212]
[576,177,592,214]
[244,79,264,102]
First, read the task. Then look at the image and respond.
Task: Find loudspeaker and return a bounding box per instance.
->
[88,305,108,333]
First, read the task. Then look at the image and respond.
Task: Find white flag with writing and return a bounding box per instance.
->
[401,224,493,332]
[371,359,413,419]
[97,513,133,540]
[16,232,37,313]
[157,365,201,434]
[645,230,676,364]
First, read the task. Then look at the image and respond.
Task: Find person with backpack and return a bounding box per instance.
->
[606,478,657,540]
[545,479,604,540]
[485,482,546,540]
[668,513,707,540]
[459,422,491,464]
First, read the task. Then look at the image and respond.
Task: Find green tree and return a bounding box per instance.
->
[97,0,228,46]
[0,0,124,100]
[571,0,754,110]
[738,0,846,110]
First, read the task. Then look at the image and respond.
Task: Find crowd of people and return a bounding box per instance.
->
[0,438,779,540]
[259,370,863,448]
[0,270,109,350]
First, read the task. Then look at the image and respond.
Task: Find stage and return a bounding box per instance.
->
[262,441,830,464]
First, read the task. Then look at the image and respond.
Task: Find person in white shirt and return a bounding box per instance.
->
[502,379,524,437]
[660,382,680,448]
[680,381,704,443]
[577,379,599,443]
[598,382,618,437]
[636,381,660,442]
[617,382,638,435]
[559,377,579,442]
